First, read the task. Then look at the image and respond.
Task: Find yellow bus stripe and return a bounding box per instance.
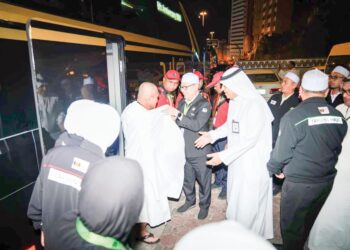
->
[125,45,192,56]
[31,28,106,46]
[0,27,191,57]
[0,27,26,41]
[0,3,191,53]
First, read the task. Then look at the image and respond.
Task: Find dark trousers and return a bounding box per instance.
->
[212,138,227,192]
[280,179,334,250]
[183,156,211,209]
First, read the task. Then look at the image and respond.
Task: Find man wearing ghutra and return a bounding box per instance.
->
[195,67,274,239]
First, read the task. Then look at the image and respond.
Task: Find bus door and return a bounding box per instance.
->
[26,19,126,155]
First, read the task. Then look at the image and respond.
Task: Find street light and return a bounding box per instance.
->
[209,31,215,39]
[198,11,207,27]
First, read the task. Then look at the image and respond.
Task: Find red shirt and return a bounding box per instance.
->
[212,94,229,128]
[156,86,175,107]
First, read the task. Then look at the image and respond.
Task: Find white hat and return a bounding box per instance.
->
[181,72,199,85]
[83,76,95,85]
[284,71,300,84]
[64,100,120,153]
[301,69,328,91]
[332,66,349,78]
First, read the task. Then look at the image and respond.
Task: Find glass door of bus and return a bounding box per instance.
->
[26,19,126,155]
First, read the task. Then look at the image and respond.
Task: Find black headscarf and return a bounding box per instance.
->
[45,156,144,249]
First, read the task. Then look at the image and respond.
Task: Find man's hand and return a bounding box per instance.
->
[206,153,222,166]
[167,106,180,120]
[41,231,45,247]
[275,173,285,179]
[194,132,212,148]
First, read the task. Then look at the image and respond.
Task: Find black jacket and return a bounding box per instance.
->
[27,132,104,235]
[268,92,300,147]
[267,97,347,183]
[176,94,212,158]
[326,92,343,108]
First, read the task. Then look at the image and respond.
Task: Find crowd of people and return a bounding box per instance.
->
[27,64,350,250]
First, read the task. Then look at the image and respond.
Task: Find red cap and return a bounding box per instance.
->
[194,71,208,80]
[165,70,180,81]
[206,71,224,88]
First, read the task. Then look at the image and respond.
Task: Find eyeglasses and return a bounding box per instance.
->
[180,84,196,90]
[342,88,350,95]
[329,75,344,80]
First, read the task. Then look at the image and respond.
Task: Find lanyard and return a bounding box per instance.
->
[76,217,130,250]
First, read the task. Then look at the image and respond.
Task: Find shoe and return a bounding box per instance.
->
[218,190,227,200]
[211,183,221,189]
[177,202,195,213]
[136,233,160,244]
[197,207,208,220]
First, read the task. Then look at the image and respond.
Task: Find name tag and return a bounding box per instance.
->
[308,116,343,126]
[48,168,82,191]
[232,120,240,133]
[270,100,277,105]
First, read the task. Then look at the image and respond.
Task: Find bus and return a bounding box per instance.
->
[0,1,198,248]
[325,42,350,74]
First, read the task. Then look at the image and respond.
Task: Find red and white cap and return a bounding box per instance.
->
[206,71,224,88]
[165,70,181,81]
[194,71,208,80]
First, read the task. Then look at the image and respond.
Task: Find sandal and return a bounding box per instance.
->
[137,233,160,244]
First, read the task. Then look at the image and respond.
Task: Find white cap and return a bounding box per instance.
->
[181,72,199,85]
[301,69,328,91]
[332,66,349,78]
[284,71,300,84]
[83,76,95,85]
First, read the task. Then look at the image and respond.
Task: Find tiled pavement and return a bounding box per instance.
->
[134,184,286,250]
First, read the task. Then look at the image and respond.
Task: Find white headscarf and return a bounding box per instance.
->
[64,100,120,152]
[220,67,262,99]
[174,221,275,250]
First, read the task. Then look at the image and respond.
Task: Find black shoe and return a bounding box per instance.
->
[218,190,227,200]
[177,202,195,213]
[197,207,208,220]
[211,183,221,189]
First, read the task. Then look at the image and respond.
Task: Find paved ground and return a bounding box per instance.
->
[133,183,286,250]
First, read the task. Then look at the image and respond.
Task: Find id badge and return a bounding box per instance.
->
[232,120,239,133]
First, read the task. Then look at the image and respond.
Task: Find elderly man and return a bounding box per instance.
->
[308,77,350,250]
[326,65,349,107]
[157,70,181,107]
[168,72,212,220]
[267,69,348,250]
[27,100,120,247]
[122,82,185,243]
[268,71,301,195]
[194,67,274,239]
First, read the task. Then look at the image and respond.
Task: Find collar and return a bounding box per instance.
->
[76,217,130,250]
[185,93,199,105]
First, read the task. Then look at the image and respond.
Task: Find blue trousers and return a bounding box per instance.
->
[212,137,227,193]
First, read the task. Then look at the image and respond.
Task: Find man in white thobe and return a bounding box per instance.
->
[121,82,185,244]
[308,77,350,250]
[195,67,274,239]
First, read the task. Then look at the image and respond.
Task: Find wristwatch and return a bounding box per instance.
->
[177,112,183,120]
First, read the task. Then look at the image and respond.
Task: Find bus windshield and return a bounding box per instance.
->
[325,55,350,74]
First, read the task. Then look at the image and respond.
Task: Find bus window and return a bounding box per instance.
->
[0,31,42,250]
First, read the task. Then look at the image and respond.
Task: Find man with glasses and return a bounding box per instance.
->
[168,72,212,220]
[326,66,349,107]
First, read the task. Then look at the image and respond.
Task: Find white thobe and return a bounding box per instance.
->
[210,97,274,239]
[308,106,350,250]
[121,102,185,227]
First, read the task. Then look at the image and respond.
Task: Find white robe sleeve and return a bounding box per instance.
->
[218,103,266,166]
[209,121,229,143]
